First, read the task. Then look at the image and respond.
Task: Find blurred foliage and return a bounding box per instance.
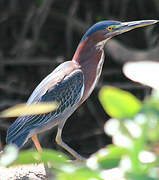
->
[0,102,58,118]
[0,0,158,157]
[1,85,159,179]
[123,61,159,90]
[12,149,69,166]
[0,144,18,166]
[98,86,141,119]
[0,0,159,179]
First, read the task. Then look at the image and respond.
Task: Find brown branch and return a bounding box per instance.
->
[120,0,130,18]
[13,0,56,57]
[65,0,79,57]
[50,10,89,34]
[105,39,159,64]
[154,0,159,13]
[0,56,64,66]
[32,0,56,45]
[0,100,22,109]
[0,83,30,96]
[12,5,36,56]
[97,82,149,90]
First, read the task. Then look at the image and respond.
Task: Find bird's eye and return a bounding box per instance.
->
[106,26,113,31]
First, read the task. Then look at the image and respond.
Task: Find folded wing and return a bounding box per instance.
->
[6,61,84,147]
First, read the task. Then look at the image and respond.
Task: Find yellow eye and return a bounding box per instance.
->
[106,26,113,31]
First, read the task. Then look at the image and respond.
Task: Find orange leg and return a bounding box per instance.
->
[32,135,51,177]
[32,135,42,152]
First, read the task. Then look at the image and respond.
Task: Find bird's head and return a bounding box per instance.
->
[81,20,158,47]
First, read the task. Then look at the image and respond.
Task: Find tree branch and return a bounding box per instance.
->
[105,39,159,63]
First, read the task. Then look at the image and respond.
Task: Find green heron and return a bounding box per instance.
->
[6,20,158,160]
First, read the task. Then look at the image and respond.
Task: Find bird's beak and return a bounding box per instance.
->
[118,20,158,33]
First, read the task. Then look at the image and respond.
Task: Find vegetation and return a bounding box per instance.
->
[0,0,159,179]
[1,60,159,179]
[0,0,159,154]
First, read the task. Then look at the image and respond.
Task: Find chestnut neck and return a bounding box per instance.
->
[72,37,104,103]
[72,37,103,67]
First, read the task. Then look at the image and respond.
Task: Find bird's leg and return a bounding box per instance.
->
[32,135,53,178]
[55,126,86,161]
[32,134,42,152]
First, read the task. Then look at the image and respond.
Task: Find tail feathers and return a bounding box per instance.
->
[6,116,30,148]
[6,132,29,148]
[7,116,26,140]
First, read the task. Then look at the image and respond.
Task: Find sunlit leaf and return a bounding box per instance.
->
[123,61,159,89]
[136,110,159,141]
[10,149,69,166]
[124,120,142,138]
[100,168,124,180]
[126,172,157,180]
[88,145,127,169]
[127,117,148,172]
[57,167,102,180]
[104,118,120,136]
[0,144,18,166]
[120,156,132,171]
[0,102,58,118]
[113,132,133,148]
[142,97,159,115]
[138,151,156,164]
[140,98,159,142]
[99,86,141,119]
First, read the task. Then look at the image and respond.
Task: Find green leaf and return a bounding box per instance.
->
[0,145,18,166]
[0,102,58,118]
[93,145,127,169]
[98,86,141,119]
[57,167,103,180]
[10,149,69,166]
[126,172,158,180]
[139,99,159,141]
[142,97,159,115]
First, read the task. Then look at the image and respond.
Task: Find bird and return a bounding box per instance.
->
[6,19,158,161]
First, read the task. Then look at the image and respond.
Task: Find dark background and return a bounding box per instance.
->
[0,0,159,158]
